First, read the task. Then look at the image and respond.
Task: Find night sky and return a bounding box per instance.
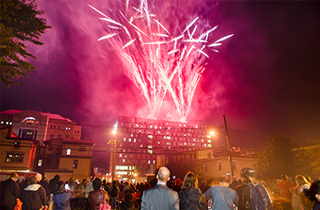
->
[1,0,320,168]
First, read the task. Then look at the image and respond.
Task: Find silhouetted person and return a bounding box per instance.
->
[0,172,20,210]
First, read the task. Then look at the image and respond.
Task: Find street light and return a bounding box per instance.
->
[108,123,118,182]
[209,115,234,179]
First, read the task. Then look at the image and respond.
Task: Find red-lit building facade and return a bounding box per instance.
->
[110,116,219,179]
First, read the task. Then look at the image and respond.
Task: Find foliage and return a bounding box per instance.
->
[255,133,298,180]
[166,157,203,182]
[0,0,51,87]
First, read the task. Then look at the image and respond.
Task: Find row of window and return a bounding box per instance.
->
[120,128,208,136]
[50,125,72,130]
[49,134,69,139]
[117,158,155,165]
[1,121,12,125]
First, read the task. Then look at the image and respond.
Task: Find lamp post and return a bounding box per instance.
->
[210,115,234,179]
[111,129,117,182]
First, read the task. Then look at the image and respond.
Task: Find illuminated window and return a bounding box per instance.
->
[124,138,126,141]
[136,124,139,127]
[134,139,136,142]
[140,145,143,147]
[208,140,211,143]
[168,127,170,130]
[73,160,78,169]
[119,154,122,157]
[159,126,162,129]
[153,160,155,164]
[38,159,42,166]
[9,122,12,125]
[184,142,186,145]
[148,150,153,154]
[123,159,125,163]
[184,124,186,127]
[208,144,212,148]
[1,121,3,124]
[195,125,198,128]
[131,134,133,137]
[148,160,150,164]
[158,131,160,134]
[129,138,131,142]
[6,121,9,125]
[204,144,207,147]
[155,126,157,129]
[67,148,71,155]
[21,117,39,125]
[164,136,166,139]
[5,152,24,163]
[150,125,153,129]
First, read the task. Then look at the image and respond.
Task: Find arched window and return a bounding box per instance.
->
[21,117,39,125]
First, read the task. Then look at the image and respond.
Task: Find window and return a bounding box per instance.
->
[13,141,20,149]
[6,152,24,163]
[73,160,78,169]
[232,160,236,169]
[65,135,69,138]
[67,148,71,155]
[50,134,54,139]
[79,146,86,151]
[38,159,42,166]
[58,135,62,138]
[218,161,222,170]
[204,163,207,172]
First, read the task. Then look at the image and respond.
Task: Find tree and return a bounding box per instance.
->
[0,0,51,87]
[166,157,203,182]
[255,133,298,180]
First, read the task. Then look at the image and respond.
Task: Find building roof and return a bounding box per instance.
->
[1,109,75,123]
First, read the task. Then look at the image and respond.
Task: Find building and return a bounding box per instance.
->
[110,116,219,180]
[0,109,93,181]
[1,109,82,145]
[0,126,38,177]
[36,137,95,181]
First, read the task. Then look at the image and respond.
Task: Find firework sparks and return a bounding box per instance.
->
[89,0,233,121]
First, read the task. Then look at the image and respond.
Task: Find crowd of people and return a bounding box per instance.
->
[1,168,319,210]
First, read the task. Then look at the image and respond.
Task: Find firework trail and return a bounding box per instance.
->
[89,0,233,121]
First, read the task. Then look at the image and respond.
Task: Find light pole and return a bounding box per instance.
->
[111,129,117,182]
[209,115,234,179]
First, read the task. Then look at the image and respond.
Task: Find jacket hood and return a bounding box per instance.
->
[181,188,203,204]
[24,184,41,191]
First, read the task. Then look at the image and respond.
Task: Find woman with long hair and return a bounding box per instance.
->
[291,175,311,210]
[53,181,74,210]
[179,172,206,210]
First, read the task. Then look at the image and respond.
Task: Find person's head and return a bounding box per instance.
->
[53,174,60,181]
[55,181,66,194]
[157,167,170,183]
[103,180,106,184]
[304,180,320,202]
[175,179,182,186]
[35,173,42,182]
[295,175,309,186]
[93,178,102,190]
[281,174,288,180]
[82,179,86,183]
[10,172,19,182]
[112,180,117,186]
[182,172,198,190]
[240,168,255,182]
[29,176,37,184]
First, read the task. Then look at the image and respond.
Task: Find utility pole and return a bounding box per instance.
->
[223,114,234,179]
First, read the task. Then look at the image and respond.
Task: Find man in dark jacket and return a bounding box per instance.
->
[20,176,48,210]
[0,172,20,210]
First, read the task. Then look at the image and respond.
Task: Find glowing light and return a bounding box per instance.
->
[90,0,232,121]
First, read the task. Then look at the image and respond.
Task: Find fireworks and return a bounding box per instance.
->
[89,0,233,122]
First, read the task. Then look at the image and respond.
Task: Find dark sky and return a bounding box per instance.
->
[1,0,320,168]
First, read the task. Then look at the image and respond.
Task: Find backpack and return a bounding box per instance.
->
[250,182,273,210]
[111,186,118,197]
[237,182,273,210]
